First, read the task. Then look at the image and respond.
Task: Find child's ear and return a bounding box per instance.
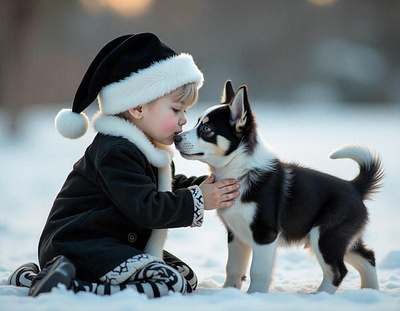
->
[129,107,143,119]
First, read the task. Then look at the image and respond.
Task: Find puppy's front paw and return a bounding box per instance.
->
[247,279,270,294]
[223,275,246,290]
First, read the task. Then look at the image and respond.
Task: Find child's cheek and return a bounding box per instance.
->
[161,117,177,133]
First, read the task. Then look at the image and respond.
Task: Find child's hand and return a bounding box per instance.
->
[199,174,240,210]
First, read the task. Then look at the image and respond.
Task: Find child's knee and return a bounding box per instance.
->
[142,263,187,294]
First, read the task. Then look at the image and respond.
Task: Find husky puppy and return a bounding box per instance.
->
[174,80,383,294]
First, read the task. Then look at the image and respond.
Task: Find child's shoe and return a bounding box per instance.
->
[8,262,40,287]
[29,255,76,297]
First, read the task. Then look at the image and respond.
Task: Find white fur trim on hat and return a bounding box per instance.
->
[55,109,89,139]
[98,53,204,115]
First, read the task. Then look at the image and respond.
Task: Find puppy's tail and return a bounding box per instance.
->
[330,144,384,200]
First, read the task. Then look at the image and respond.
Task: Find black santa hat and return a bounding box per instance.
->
[55,33,204,139]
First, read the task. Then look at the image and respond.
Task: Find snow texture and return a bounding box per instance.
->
[1,103,399,310]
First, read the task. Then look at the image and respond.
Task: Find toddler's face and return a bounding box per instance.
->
[139,95,190,145]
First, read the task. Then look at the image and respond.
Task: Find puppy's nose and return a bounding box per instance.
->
[173,135,182,144]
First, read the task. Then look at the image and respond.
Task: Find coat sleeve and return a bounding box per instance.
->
[96,144,194,229]
[173,174,208,191]
[171,161,208,191]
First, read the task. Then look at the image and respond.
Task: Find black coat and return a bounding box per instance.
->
[38,113,205,282]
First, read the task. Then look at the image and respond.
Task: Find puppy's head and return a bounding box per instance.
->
[174,80,256,167]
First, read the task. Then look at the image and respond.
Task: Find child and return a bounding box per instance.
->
[8,33,240,298]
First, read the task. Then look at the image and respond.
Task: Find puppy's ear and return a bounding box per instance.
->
[229,86,249,133]
[221,80,235,104]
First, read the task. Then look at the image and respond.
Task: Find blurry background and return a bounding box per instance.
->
[0,0,399,135]
[1,1,400,292]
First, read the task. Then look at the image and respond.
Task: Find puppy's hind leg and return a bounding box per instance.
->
[345,239,379,290]
[223,230,252,290]
[309,227,347,294]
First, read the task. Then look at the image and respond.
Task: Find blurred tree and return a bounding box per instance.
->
[0,0,398,135]
[0,0,43,134]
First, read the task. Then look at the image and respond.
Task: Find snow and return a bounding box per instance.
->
[380,251,400,270]
[1,102,399,310]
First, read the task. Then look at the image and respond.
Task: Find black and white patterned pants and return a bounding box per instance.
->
[72,251,197,298]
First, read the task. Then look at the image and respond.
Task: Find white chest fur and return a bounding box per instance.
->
[217,200,257,245]
[212,138,276,246]
[214,162,257,245]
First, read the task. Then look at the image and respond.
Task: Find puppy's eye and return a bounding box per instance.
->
[202,124,212,133]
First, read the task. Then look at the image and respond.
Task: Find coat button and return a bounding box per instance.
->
[127,233,137,243]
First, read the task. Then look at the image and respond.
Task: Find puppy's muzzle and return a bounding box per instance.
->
[173,135,183,144]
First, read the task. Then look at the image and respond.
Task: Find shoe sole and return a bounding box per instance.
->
[29,258,76,297]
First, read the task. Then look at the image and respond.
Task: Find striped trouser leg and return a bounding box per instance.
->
[73,260,186,298]
[128,262,187,296]
[73,278,171,298]
[163,250,198,292]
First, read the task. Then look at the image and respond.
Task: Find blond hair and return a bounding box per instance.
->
[117,82,198,121]
[168,82,198,108]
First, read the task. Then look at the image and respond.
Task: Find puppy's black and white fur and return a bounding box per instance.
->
[174,80,383,294]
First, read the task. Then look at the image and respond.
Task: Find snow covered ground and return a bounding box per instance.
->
[1,102,399,310]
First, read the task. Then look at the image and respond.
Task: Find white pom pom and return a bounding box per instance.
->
[55,108,89,139]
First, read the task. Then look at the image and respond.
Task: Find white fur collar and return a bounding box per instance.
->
[92,111,174,168]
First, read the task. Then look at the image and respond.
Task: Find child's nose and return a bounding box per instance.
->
[179,116,187,126]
